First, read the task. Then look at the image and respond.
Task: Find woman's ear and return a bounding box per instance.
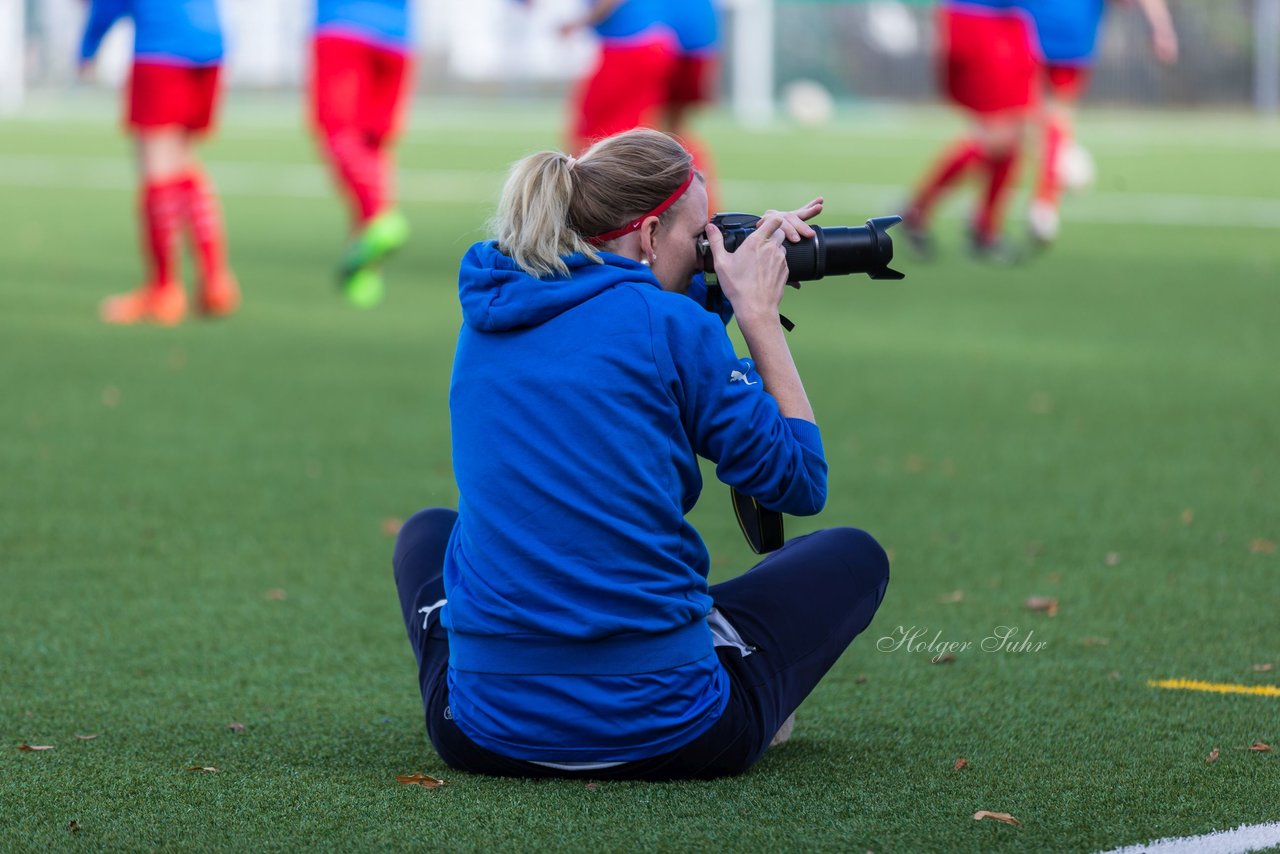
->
[638,215,661,264]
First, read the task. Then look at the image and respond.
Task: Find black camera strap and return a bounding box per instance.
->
[731,488,785,554]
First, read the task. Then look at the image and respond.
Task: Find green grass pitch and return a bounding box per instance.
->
[2,98,1279,852]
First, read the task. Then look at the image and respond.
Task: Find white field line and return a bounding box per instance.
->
[1094,821,1280,854]
[3,153,1280,230]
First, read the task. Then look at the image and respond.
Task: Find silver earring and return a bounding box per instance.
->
[640,257,651,267]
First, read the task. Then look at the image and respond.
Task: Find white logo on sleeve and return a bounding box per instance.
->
[729,369,757,386]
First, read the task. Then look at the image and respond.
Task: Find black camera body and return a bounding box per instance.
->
[697,213,904,283]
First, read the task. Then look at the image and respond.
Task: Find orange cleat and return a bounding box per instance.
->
[198,275,241,319]
[99,284,187,326]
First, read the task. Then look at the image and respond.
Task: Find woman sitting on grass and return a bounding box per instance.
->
[393,128,889,779]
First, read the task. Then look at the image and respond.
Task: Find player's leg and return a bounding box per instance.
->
[176,65,239,316]
[100,63,192,325]
[695,527,891,775]
[311,35,378,228]
[901,5,988,257]
[970,110,1026,259]
[1030,65,1089,244]
[333,43,413,304]
[965,13,1036,261]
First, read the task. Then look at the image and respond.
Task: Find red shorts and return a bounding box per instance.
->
[572,39,678,149]
[127,62,221,133]
[311,33,412,145]
[940,6,1037,115]
[1043,63,1092,101]
[668,54,718,106]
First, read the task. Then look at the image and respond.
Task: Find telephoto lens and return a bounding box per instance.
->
[698,213,905,283]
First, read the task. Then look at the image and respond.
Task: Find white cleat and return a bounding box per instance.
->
[1028,200,1061,245]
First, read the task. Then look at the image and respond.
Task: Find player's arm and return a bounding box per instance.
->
[559,0,628,36]
[78,0,129,68]
[1129,0,1178,63]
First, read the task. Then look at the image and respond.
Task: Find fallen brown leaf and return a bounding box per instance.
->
[933,654,957,664]
[264,589,287,601]
[226,722,245,733]
[974,810,1022,826]
[954,757,968,771]
[1025,596,1059,617]
[67,821,81,834]
[1253,663,1274,673]
[855,675,868,684]
[585,783,599,790]
[381,518,403,537]
[1105,552,1120,566]
[1206,748,1220,764]
[186,766,219,773]
[1028,391,1054,415]
[395,773,446,789]
[938,590,964,604]
[1251,539,1277,555]
[1180,508,1194,525]
[18,743,54,752]
[74,734,98,741]
[1247,742,1272,752]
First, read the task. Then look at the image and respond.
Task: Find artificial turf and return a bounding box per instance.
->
[2,98,1278,852]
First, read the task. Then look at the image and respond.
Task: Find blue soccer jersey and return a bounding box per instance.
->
[315,0,412,52]
[1019,0,1107,64]
[79,0,224,66]
[662,0,718,55]
[945,0,1022,12]
[592,0,668,42]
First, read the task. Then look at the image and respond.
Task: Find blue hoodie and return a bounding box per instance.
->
[79,0,224,66]
[442,242,827,762]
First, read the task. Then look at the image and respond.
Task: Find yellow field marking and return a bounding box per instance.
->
[1149,678,1280,698]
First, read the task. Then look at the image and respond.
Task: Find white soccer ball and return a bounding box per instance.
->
[784,79,835,127]
[1056,141,1096,191]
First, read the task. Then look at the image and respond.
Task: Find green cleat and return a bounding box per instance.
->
[342,267,386,308]
[338,209,410,282]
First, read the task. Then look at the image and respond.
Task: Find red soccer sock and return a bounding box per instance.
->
[140,177,186,289]
[178,168,231,284]
[910,139,983,224]
[1035,118,1067,206]
[974,148,1021,242]
[324,128,387,226]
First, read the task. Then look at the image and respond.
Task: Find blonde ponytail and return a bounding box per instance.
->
[493,129,695,279]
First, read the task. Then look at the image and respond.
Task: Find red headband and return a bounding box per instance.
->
[585,169,695,245]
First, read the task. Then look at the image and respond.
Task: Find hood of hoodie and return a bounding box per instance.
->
[458,241,659,333]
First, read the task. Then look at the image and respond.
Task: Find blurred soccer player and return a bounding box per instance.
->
[79,0,239,325]
[902,0,1038,262]
[560,0,677,154]
[311,0,413,308]
[659,0,720,210]
[1024,0,1178,244]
